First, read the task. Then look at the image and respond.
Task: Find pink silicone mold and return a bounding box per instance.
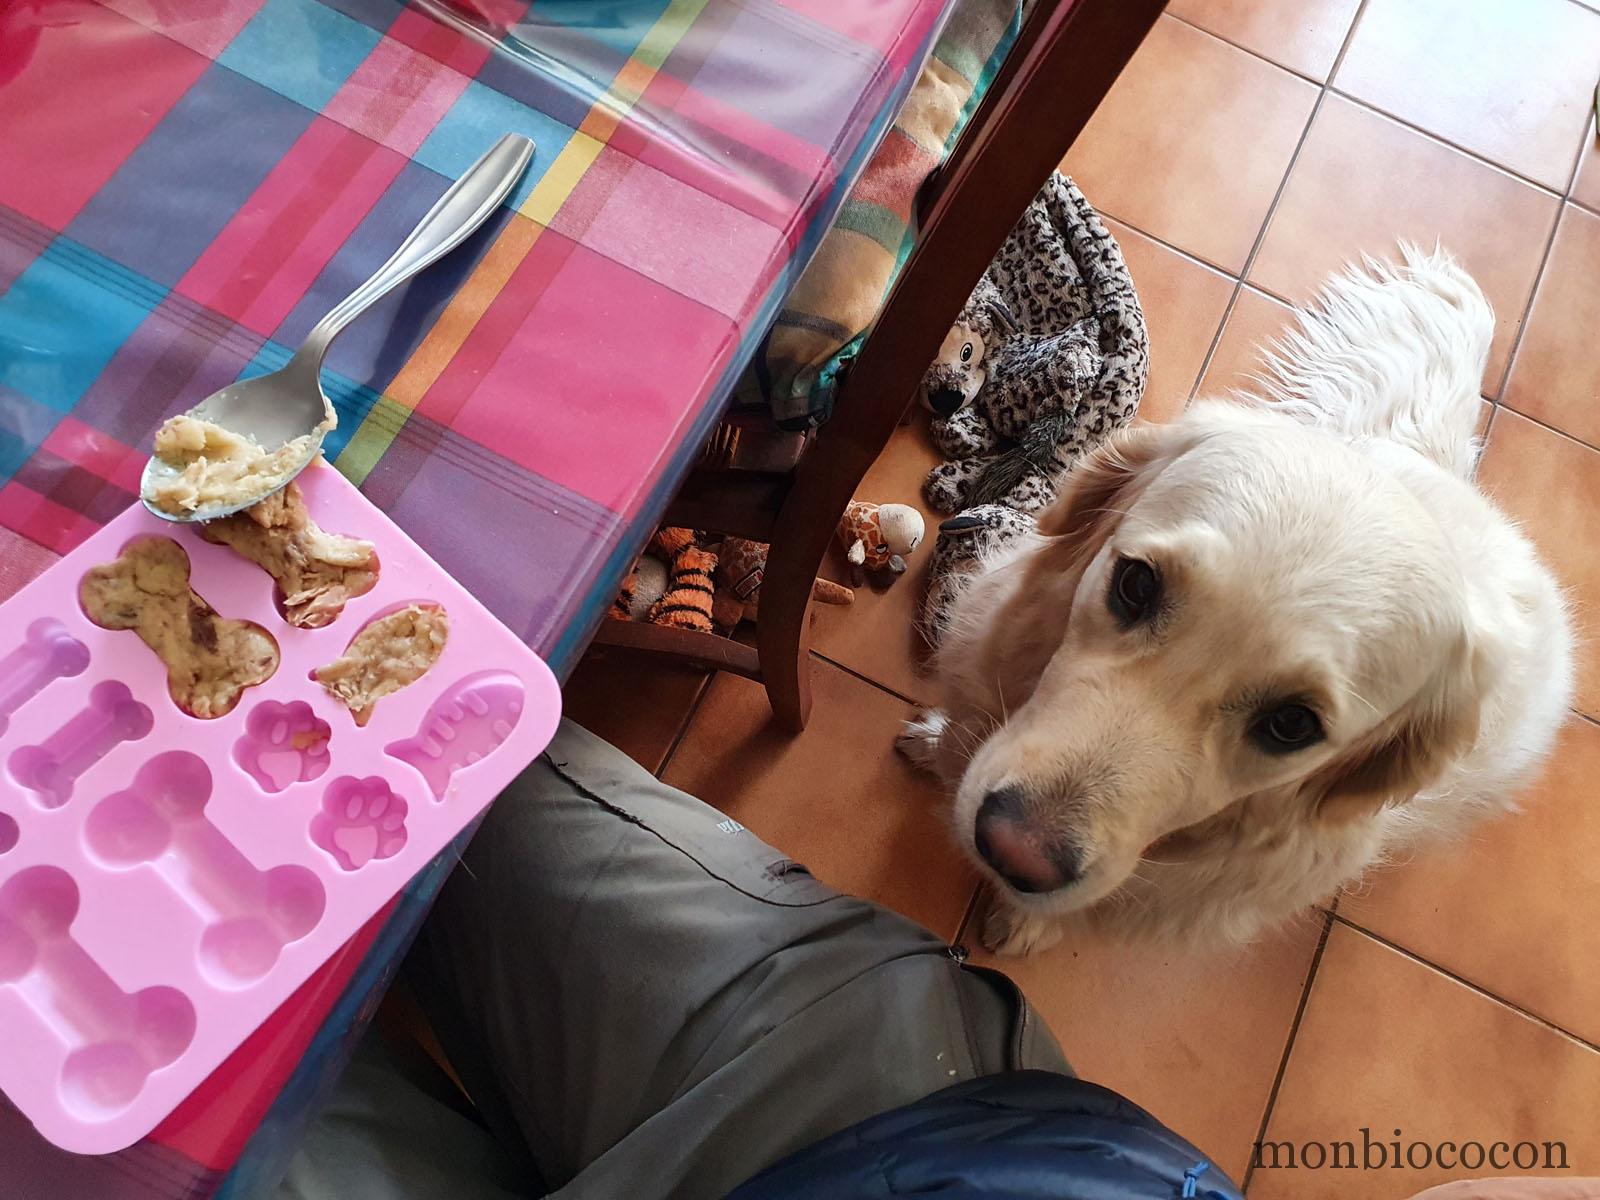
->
[386,671,526,801]
[0,462,560,1154]
[233,700,332,793]
[0,619,91,737]
[0,867,196,1122]
[9,681,155,809]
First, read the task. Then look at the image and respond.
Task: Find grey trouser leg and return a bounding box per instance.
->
[283,720,1068,1200]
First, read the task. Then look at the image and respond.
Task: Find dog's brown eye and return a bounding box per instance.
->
[1253,704,1323,754]
[1109,557,1160,625]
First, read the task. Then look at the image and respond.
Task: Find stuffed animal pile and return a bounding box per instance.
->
[917,174,1148,645]
[920,173,1148,517]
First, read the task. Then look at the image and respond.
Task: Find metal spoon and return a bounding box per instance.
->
[140,132,535,522]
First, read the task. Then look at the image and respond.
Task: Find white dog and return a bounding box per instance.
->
[900,248,1572,955]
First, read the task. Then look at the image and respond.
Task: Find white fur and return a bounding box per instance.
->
[909,249,1572,952]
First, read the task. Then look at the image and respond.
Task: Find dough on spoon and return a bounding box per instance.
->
[145,414,325,517]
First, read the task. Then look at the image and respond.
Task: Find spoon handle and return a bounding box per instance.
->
[293,133,535,373]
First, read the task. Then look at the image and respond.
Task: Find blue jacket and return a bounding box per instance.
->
[726,1070,1243,1199]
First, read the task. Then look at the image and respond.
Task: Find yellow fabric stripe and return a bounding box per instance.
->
[337,0,710,483]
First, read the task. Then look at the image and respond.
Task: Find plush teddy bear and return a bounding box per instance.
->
[837,500,925,586]
[921,174,1148,516]
[710,536,853,630]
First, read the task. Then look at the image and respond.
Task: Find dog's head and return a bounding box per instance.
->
[954,401,1496,912]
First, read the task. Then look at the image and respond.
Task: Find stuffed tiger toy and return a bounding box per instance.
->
[647,527,717,632]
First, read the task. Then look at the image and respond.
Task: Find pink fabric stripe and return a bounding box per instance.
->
[0,481,98,558]
[94,0,268,59]
[41,417,145,494]
[322,35,471,158]
[0,525,60,604]
[176,119,406,335]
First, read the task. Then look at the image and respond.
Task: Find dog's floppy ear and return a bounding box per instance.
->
[1035,423,1176,560]
[1310,629,1490,823]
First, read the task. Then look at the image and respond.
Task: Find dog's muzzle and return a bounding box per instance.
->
[973,785,1082,894]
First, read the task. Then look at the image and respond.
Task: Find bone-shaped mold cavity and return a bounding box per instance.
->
[79,536,279,719]
[0,812,17,855]
[83,752,325,989]
[0,866,196,1122]
[233,701,331,793]
[9,681,155,809]
[197,481,379,629]
[0,618,91,737]
[386,672,526,801]
[310,777,409,872]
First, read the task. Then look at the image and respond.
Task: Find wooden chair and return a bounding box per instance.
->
[593,0,1167,731]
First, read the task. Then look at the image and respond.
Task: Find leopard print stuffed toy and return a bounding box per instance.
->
[921,173,1149,516]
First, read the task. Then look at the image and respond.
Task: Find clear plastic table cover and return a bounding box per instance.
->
[0,0,950,1193]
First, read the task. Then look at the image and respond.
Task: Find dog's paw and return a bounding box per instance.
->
[980,900,1064,957]
[895,710,946,771]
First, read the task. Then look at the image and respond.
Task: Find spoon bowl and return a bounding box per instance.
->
[141,132,535,523]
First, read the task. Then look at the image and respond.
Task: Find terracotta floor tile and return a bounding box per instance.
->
[1252,924,1600,1198]
[1196,285,1296,398]
[1574,114,1600,213]
[1477,410,1600,718]
[1250,96,1560,393]
[809,421,940,703]
[561,647,708,774]
[1168,0,1362,80]
[1334,0,1600,192]
[1062,16,1317,273]
[970,916,1324,1182]
[662,659,976,936]
[1504,205,1600,449]
[1342,716,1600,1046]
[1104,217,1234,423]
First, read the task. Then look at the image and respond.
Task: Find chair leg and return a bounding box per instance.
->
[755,531,816,732]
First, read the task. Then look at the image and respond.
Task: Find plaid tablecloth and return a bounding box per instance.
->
[0,0,949,1194]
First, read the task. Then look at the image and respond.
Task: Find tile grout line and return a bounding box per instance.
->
[950,883,985,946]
[1331,914,1600,1055]
[1323,87,1572,201]
[1489,195,1568,401]
[653,674,714,778]
[1495,393,1600,458]
[1170,9,1584,203]
[1191,0,1375,402]
[1161,12,1328,88]
[1239,909,1336,1195]
[811,650,929,709]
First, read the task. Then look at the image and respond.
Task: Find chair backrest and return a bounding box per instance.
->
[823,0,1167,478]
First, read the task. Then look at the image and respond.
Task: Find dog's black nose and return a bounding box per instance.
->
[974,786,1080,894]
[926,385,965,417]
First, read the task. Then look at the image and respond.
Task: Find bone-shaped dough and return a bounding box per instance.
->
[198,482,378,629]
[79,537,278,718]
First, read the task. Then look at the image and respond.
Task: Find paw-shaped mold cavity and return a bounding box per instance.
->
[0,812,17,855]
[8,681,154,809]
[0,867,197,1121]
[386,671,525,800]
[79,536,278,719]
[84,752,325,990]
[233,701,331,793]
[311,777,409,872]
[0,618,90,737]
